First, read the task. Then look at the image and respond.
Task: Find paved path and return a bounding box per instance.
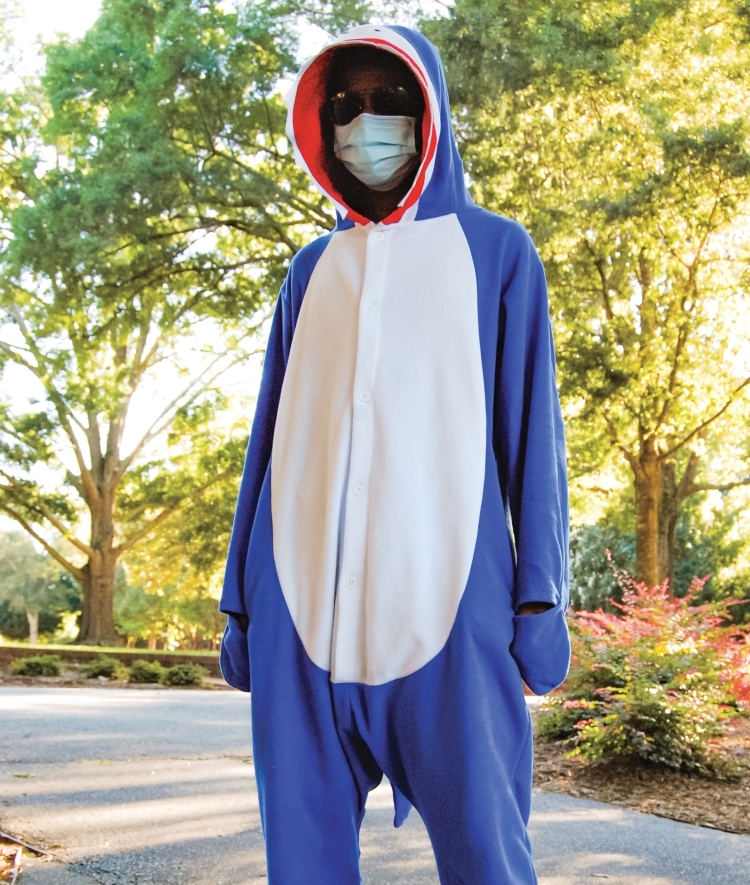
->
[1,687,748,884]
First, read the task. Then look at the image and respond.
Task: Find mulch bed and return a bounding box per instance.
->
[533,715,750,834]
[0,668,230,689]
[0,833,47,884]
[0,841,20,883]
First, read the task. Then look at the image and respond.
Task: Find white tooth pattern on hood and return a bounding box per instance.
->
[285,24,442,225]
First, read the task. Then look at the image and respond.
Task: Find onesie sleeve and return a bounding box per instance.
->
[217,234,331,692]
[494,231,571,694]
[218,285,290,692]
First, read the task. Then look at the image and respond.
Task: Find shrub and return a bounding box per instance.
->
[10,654,61,677]
[538,555,750,773]
[82,655,121,679]
[161,663,208,686]
[128,660,163,684]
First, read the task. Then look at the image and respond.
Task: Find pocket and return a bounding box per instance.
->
[509,602,571,695]
[219,614,251,692]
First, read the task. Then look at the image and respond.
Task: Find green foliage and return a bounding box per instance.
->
[0,532,74,629]
[81,654,122,679]
[2,0,749,646]
[0,600,66,640]
[10,654,61,676]
[0,599,28,639]
[161,662,207,686]
[128,659,164,683]
[569,523,636,610]
[538,567,750,771]
[114,579,226,650]
[571,487,750,612]
[426,0,750,584]
[0,0,325,642]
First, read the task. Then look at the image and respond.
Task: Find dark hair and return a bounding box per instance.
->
[325,45,423,102]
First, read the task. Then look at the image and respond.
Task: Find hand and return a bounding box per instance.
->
[516,601,554,616]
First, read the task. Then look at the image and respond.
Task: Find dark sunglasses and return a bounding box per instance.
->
[327,86,417,126]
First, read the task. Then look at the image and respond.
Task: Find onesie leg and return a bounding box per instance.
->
[419,710,537,885]
[249,568,381,884]
[360,657,536,885]
[354,556,538,885]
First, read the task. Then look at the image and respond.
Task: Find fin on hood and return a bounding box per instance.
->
[285,24,474,227]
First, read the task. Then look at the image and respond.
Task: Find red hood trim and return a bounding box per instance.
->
[291,36,437,226]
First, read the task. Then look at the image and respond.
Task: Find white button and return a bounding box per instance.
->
[346,576,357,588]
[358,391,371,402]
[366,303,376,314]
[353,484,366,496]
[373,232,384,242]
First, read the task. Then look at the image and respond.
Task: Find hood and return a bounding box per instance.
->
[285,24,474,228]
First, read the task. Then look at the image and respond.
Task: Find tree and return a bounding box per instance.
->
[116,436,251,647]
[0,0,333,644]
[0,0,425,644]
[0,530,69,643]
[425,0,750,587]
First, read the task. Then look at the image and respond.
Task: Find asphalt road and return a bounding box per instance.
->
[1,686,749,885]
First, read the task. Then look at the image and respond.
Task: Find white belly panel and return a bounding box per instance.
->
[271,215,485,685]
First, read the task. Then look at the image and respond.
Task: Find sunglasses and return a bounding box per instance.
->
[327,86,417,126]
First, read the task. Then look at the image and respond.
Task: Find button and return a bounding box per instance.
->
[353,484,366,496]
[366,303,376,314]
[358,391,371,402]
[346,576,357,588]
[373,231,384,242]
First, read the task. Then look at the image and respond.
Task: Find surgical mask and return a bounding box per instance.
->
[333,113,419,192]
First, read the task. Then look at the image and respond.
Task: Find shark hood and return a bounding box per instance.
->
[285,24,474,227]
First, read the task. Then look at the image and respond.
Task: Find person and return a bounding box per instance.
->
[219,23,571,885]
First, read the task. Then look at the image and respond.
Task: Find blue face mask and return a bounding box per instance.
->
[333,113,419,192]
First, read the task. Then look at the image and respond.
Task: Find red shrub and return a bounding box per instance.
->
[538,554,750,771]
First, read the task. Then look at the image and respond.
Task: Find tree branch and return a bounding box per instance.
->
[4,305,98,502]
[685,476,750,496]
[654,310,691,430]
[661,375,750,459]
[675,449,701,505]
[118,347,254,474]
[115,471,232,556]
[0,470,95,557]
[584,241,615,321]
[0,505,84,581]
[601,410,638,471]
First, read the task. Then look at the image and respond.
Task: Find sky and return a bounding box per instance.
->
[10,0,103,68]
[18,0,102,39]
[8,1,443,66]
[9,0,335,66]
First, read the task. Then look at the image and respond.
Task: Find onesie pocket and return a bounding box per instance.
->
[219,614,251,692]
[510,602,571,696]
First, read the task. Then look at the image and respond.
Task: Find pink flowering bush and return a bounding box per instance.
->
[538,556,750,772]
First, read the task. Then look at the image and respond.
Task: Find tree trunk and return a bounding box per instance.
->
[659,460,678,592]
[77,483,122,645]
[633,438,663,588]
[27,610,39,645]
[78,549,119,645]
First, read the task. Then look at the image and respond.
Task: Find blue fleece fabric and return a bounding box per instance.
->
[218,25,570,885]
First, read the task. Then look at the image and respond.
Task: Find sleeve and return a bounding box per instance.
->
[494,232,571,695]
[218,286,290,692]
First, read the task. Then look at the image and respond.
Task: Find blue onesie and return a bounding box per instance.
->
[219,24,571,885]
